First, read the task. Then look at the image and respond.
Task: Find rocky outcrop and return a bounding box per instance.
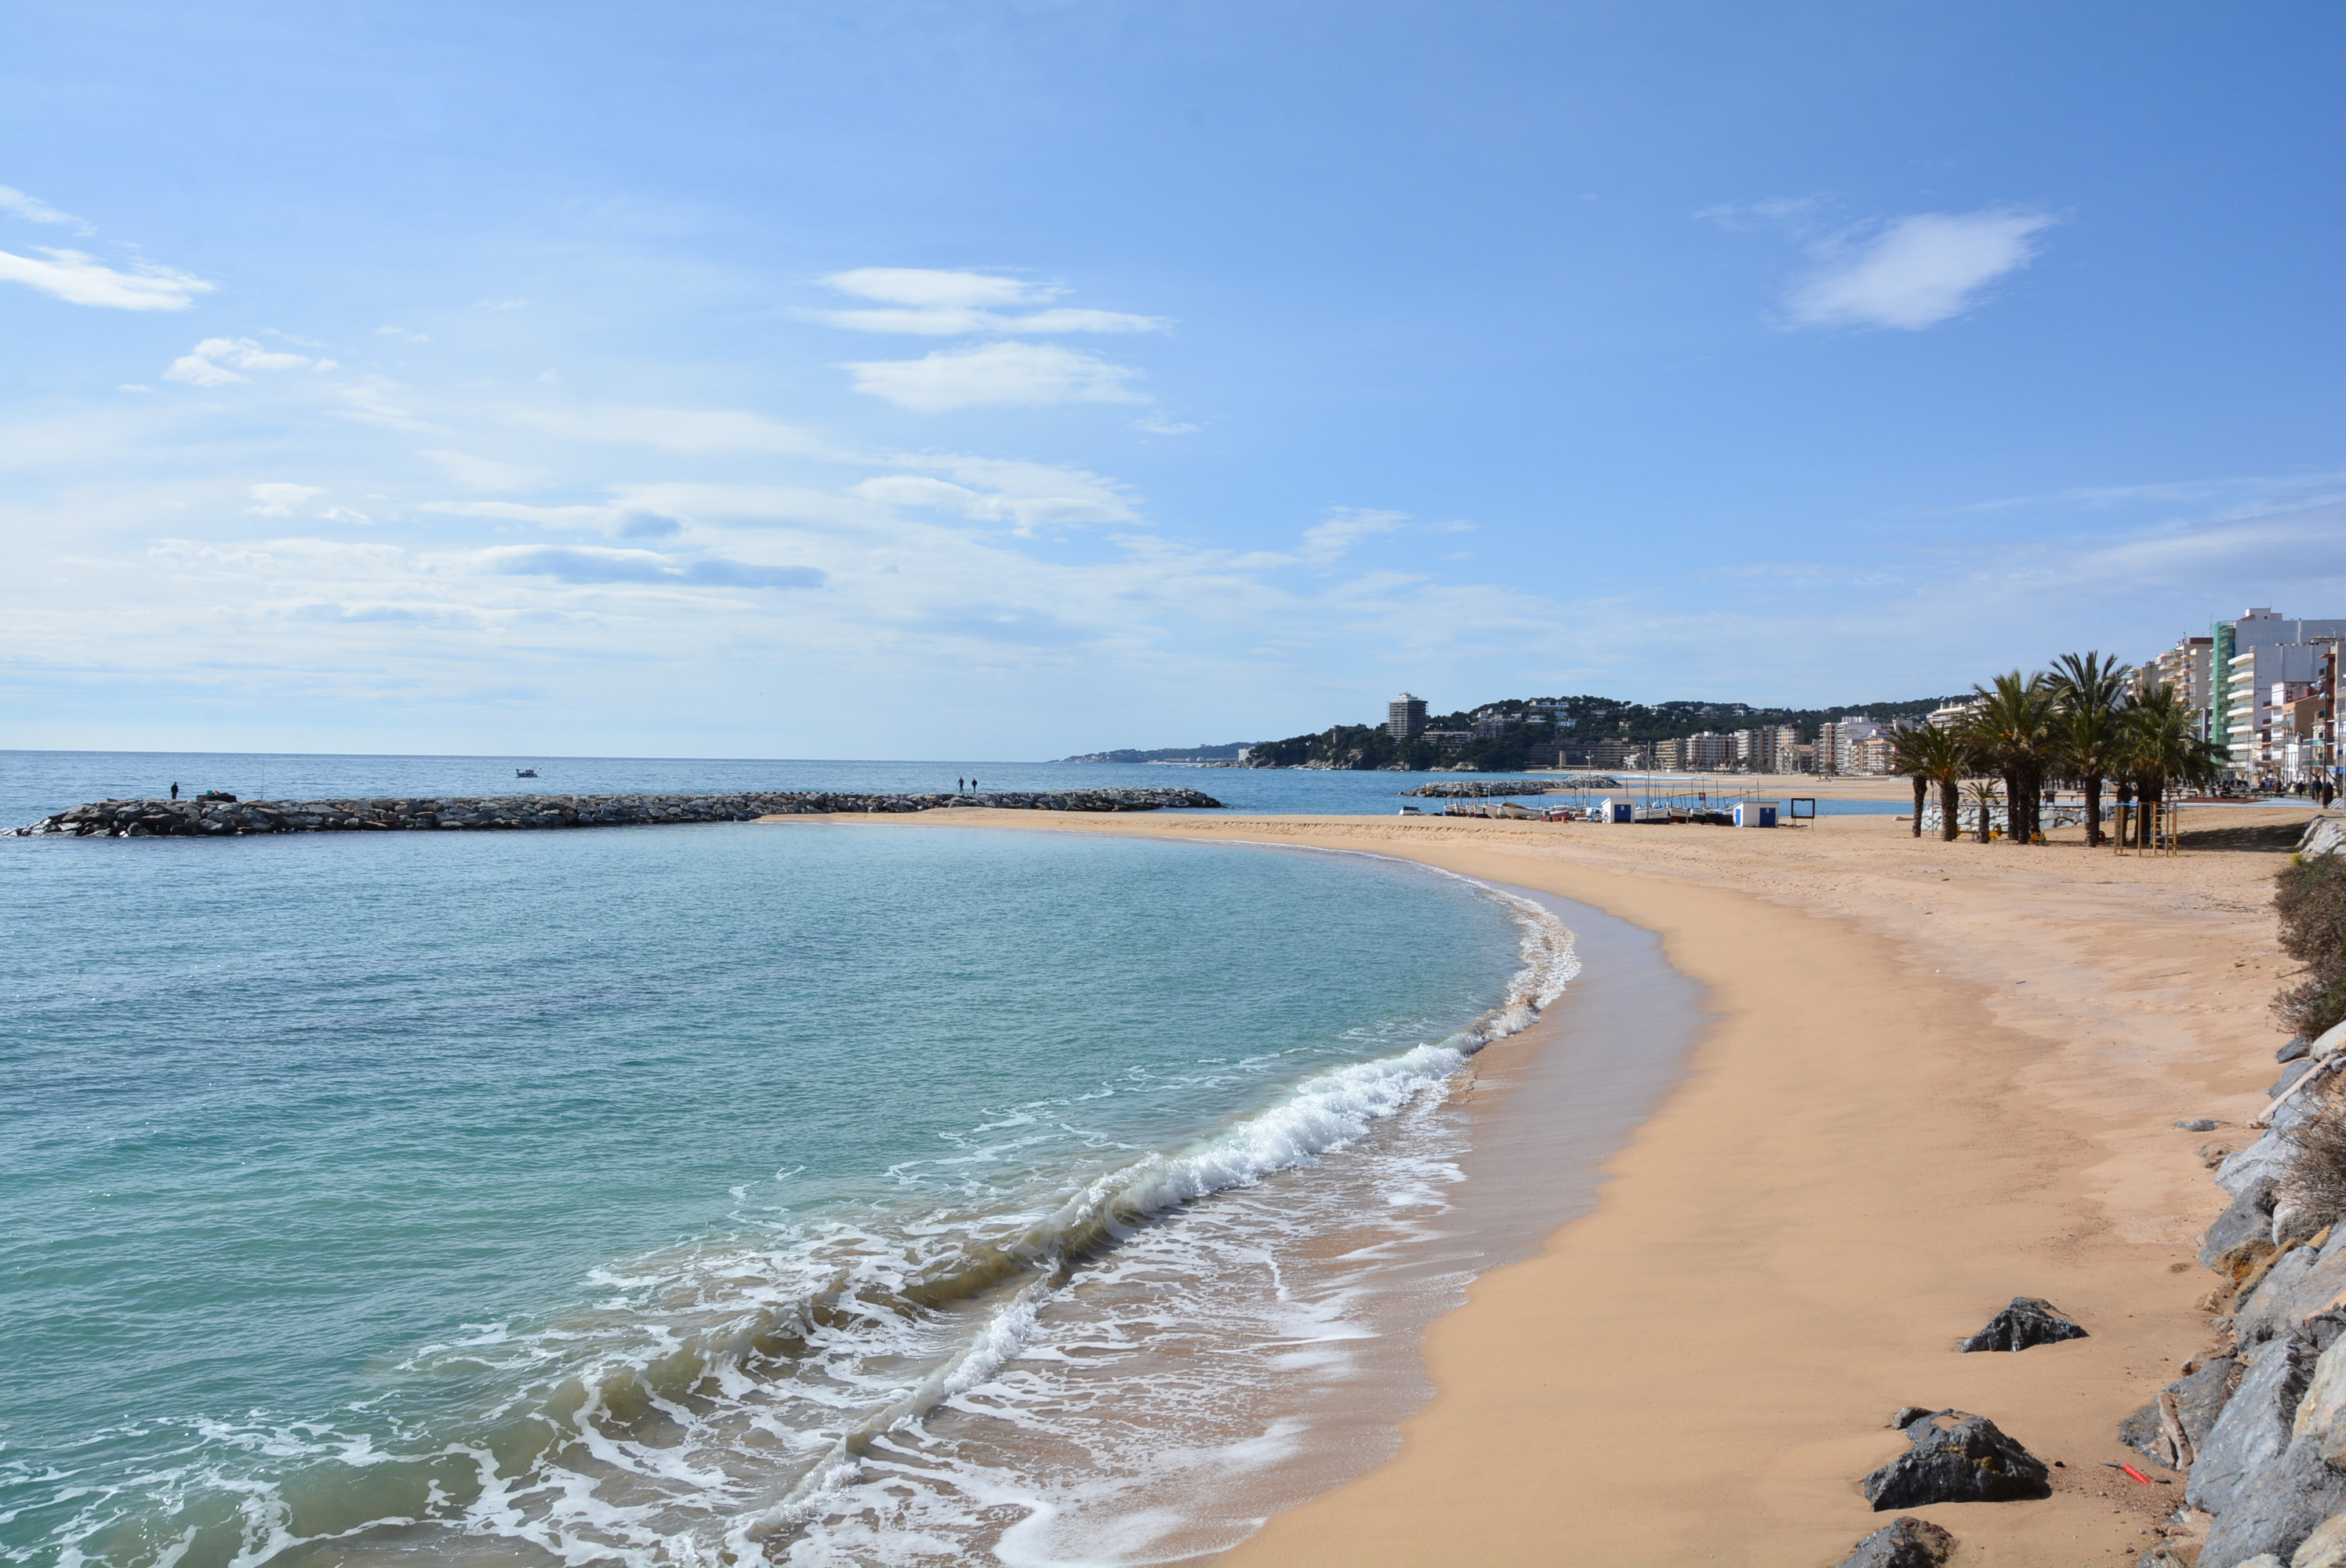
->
[1959,1296,2090,1352]
[2301,818,2346,861]
[2206,1178,2286,1283]
[2200,1434,2346,1566]
[1398,775,1621,797]
[1832,1515,1954,1567]
[1861,1410,2050,1509]
[2192,1338,2315,1517]
[6,789,1225,838]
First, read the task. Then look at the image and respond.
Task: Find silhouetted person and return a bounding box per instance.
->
[971,777,979,792]
[957,777,964,791]
[169,782,179,800]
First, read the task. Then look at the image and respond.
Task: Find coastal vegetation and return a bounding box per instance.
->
[1891,652,2218,848]
[2275,851,2346,1042]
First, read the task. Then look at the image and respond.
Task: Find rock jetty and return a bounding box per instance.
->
[1400,775,1621,797]
[8,788,1224,838]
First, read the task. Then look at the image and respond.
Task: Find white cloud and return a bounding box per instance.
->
[321,506,373,525]
[811,268,1170,335]
[165,336,335,386]
[0,186,89,231]
[245,482,326,516]
[1134,412,1199,435]
[0,247,214,310]
[823,268,1057,309]
[476,544,824,590]
[419,449,548,492]
[378,325,430,343]
[843,341,1146,412]
[1299,508,1409,566]
[1785,209,2054,331]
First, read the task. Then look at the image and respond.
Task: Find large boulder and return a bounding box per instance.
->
[1832,1515,1954,1567]
[1861,1411,2050,1509]
[2302,818,2346,862]
[2199,1434,2346,1567]
[1960,1296,2089,1352]
[2122,1356,2243,1467]
[2227,1141,2296,1200]
[2208,1178,2285,1283]
[2239,1235,2346,1350]
[2192,1337,2315,1516]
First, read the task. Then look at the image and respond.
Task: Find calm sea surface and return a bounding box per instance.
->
[2,752,1659,1566]
[0,750,1912,833]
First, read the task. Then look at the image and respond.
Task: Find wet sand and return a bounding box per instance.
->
[771,802,2326,1565]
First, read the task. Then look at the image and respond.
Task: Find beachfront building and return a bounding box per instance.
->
[2224,641,2333,782]
[1815,717,1887,775]
[2140,636,2215,739]
[1927,697,1984,729]
[2210,610,2346,776]
[1733,724,1802,771]
[1386,693,1428,739]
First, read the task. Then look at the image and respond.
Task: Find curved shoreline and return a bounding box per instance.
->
[821,805,2320,1564]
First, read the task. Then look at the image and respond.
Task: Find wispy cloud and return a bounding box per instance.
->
[165,336,335,387]
[0,185,91,232]
[843,340,1146,412]
[479,545,824,590]
[1,247,215,310]
[378,325,430,343]
[811,267,1170,335]
[1785,209,2054,331]
[1299,507,1409,566]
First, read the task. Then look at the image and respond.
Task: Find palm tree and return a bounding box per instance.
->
[1963,775,2003,844]
[1888,722,1933,837]
[2118,682,2219,847]
[2048,651,2133,848]
[1890,720,1974,842]
[1965,671,2057,845]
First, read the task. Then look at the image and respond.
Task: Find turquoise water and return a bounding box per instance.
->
[2,815,1573,1565]
[0,750,1914,831]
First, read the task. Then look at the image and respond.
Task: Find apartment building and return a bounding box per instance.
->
[1385,693,1428,739]
[2211,610,2346,773]
[1815,717,1888,775]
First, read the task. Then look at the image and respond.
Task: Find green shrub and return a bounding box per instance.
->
[2275,855,2346,1042]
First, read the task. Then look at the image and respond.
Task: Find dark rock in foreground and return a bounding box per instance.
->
[1833,1515,1954,1568]
[1861,1410,2050,1510]
[8,788,1225,838]
[1959,1296,2090,1352]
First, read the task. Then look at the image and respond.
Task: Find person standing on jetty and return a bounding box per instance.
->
[169,782,179,800]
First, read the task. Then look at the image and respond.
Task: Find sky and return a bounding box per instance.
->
[5,2,2344,758]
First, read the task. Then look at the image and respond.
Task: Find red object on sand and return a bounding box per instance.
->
[2119,1464,2152,1484]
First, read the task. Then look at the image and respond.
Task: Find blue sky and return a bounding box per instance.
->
[5,3,2344,757]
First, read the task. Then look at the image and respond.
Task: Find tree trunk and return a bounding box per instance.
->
[1910,775,1927,837]
[2115,779,2136,847]
[1939,777,1961,842]
[2084,772,2103,848]
[2002,770,2023,843]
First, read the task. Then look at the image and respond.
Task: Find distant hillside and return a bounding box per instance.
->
[1056,742,1254,764]
[1068,693,1959,772]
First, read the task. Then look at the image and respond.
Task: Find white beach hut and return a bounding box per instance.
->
[1733,800,1780,828]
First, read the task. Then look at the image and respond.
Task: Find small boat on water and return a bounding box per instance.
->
[515,768,539,778]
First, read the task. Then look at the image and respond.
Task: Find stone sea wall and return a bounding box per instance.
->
[7,788,1224,838]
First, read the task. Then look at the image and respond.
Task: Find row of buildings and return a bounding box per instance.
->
[1382,695,1900,775]
[2138,608,2344,787]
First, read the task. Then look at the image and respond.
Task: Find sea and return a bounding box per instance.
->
[2,753,1709,1567]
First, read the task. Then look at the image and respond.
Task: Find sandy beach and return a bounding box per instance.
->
[788,800,2331,1565]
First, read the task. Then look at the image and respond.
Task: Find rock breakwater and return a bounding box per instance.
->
[9,788,1223,838]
